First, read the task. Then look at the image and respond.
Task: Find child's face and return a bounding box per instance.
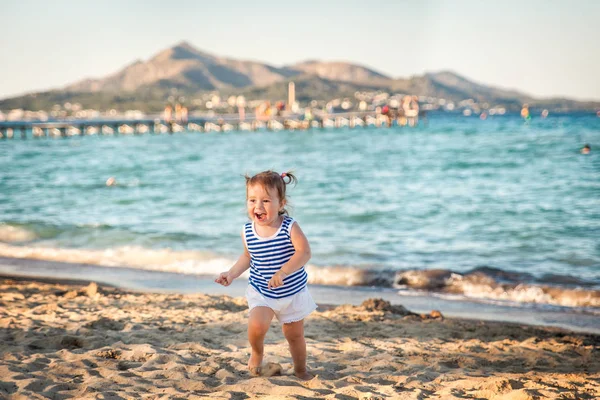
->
[247,184,285,227]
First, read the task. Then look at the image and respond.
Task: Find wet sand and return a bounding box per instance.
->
[1,277,599,399]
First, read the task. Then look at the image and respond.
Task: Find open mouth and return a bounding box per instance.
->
[255,213,267,222]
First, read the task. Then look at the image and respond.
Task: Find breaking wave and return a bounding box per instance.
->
[0,240,598,309]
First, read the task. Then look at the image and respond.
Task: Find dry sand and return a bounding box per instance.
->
[1,277,599,399]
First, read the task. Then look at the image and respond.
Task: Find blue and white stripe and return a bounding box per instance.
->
[244,216,308,299]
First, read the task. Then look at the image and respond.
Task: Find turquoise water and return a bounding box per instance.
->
[1,113,599,310]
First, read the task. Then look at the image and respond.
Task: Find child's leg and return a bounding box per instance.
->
[248,306,274,375]
[282,319,313,380]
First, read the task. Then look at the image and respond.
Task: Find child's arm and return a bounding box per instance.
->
[267,223,311,289]
[215,232,251,286]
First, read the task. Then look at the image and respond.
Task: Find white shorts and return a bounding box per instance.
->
[246,285,318,324]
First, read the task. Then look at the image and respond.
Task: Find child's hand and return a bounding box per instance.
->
[267,270,288,290]
[215,271,233,286]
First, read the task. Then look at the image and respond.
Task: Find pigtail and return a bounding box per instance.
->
[279,171,296,215]
[280,171,297,186]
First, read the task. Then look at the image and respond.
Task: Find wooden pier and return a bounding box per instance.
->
[0,111,424,139]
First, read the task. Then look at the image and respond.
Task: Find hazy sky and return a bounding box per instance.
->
[2,0,599,100]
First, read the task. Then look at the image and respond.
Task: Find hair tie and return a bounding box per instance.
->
[281,173,287,178]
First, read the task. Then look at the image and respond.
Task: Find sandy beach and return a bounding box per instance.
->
[1,277,599,399]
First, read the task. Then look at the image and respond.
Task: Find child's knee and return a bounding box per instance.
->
[248,319,270,336]
[285,333,304,345]
[283,324,304,343]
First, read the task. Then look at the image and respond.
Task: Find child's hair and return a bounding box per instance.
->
[245,170,297,215]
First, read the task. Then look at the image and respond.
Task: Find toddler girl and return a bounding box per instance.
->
[215,170,317,380]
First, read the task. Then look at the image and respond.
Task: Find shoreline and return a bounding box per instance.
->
[1,255,599,335]
[1,277,599,399]
[2,272,598,334]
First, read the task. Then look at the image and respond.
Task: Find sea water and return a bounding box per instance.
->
[1,113,599,330]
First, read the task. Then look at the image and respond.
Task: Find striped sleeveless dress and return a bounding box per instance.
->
[244,216,308,299]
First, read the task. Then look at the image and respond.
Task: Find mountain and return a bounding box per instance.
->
[64,43,393,94]
[66,41,296,92]
[1,42,598,113]
[288,60,391,84]
[426,71,531,101]
[385,71,533,110]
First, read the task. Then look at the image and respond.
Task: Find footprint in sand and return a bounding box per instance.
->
[250,362,282,377]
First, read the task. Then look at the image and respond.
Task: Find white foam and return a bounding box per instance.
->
[305,264,384,286]
[0,243,376,286]
[0,225,37,243]
[447,273,600,308]
[0,243,240,277]
[0,242,598,308]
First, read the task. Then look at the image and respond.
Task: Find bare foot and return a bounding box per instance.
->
[295,370,314,381]
[249,366,261,376]
[248,352,263,376]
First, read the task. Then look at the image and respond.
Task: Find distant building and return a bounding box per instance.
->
[288,82,295,111]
